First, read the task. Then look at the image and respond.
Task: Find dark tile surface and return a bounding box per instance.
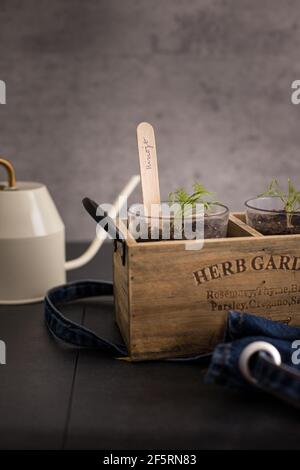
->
[0,242,300,450]
[0,301,82,449]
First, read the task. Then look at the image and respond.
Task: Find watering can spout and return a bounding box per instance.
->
[64,175,140,271]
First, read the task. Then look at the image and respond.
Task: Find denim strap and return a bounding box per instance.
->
[44,279,211,364]
[45,283,300,407]
[206,312,300,408]
[45,280,128,356]
[252,353,300,407]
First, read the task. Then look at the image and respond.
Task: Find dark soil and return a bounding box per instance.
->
[134,216,228,242]
[247,212,300,235]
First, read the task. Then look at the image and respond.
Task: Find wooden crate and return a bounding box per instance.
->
[113,213,300,361]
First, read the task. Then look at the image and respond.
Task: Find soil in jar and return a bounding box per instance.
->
[134,215,228,242]
[247,212,300,235]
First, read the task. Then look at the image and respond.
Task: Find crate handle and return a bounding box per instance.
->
[82,196,126,239]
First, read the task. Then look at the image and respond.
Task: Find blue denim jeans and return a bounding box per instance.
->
[45,280,300,408]
[206,311,300,407]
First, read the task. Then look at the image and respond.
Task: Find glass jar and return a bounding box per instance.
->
[127,202,229,242]
[245,196,300,235]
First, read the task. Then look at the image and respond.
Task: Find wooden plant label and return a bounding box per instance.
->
[136,122,161,214]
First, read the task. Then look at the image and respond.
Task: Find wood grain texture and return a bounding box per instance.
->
[229,213,263,238]
[114,213,300,360]
[113,241,130,350]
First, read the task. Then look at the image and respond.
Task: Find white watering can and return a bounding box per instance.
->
[0,158,139,304]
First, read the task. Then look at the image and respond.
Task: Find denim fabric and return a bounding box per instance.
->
[45,280,127,356]
[206,311,300,408]
[45,281,300,408]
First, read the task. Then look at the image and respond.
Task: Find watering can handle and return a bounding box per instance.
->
[65,175,140,271]
[0,158,17,189]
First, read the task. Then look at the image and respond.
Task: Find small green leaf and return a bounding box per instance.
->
[168,182,219,214]
[258,178,300,213]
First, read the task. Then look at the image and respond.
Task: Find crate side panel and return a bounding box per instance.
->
[113,245,130,351]
[129,237,300,360]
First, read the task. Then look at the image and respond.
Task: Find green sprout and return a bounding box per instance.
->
[258,178,300,227]
[169,183,218,219]
[258,178,300,213]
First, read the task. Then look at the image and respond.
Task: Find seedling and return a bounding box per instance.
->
[169,183,219,212]
[258,178,300,228]
[258,178,300,214]
[246,178,300,234]
[168,183,228,239]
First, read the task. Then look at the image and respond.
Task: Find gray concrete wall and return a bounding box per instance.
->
[0,0,299,240]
